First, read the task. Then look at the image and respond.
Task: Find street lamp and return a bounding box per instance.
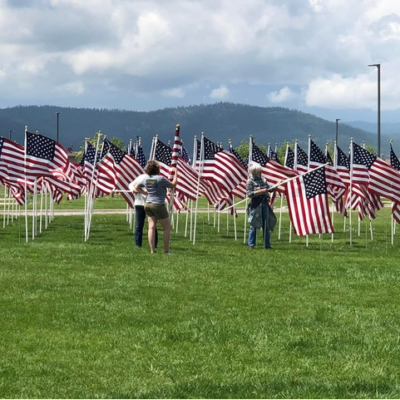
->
[368,63,381,157]
[56,112,60,143]
[335,119,341,145]
[9,130,14,140]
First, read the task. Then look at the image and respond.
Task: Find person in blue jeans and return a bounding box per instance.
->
[246,163,278,249]
[130,177,158,248]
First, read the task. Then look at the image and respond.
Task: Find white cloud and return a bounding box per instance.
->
[0,0,399,121]
[267,87,296,103]
[54,81,85,96]
[209,85,230,100]
[162,88,185,98]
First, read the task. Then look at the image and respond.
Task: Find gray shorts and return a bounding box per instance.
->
[144,203,169,220]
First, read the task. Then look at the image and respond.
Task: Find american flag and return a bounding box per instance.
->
[180,145,191,164]
[294,143,308,173]
[25,131,75,182]
[285,145,295,169]
[96,139,144,208]
[390,143,400,171]
[268,145,281,165]
[335,144,378,220]
[284,167,334,236]
[352,142,400,203]
[25,131,83,198]
[171,124,182,167]
[251,139,297,191]
[389,144,400,224]
[198,136,248,195]
[0,138,28,204]
[154,138,206,203]
[309,139,345,204]
[135,142,147,168]
[81,141,100,190]
[229,143,248,169]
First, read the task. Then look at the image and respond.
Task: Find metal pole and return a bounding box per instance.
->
[335,119,340,145]
[9,130,13,140]
[368,63,381,157]
[56,112,60,143]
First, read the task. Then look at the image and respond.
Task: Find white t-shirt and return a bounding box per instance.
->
[129,175,147,206]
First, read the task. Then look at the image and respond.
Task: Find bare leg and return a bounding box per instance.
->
[158,217,172,252]
[147,216,157,253]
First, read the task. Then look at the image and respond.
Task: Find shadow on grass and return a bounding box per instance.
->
[110,378,398,399]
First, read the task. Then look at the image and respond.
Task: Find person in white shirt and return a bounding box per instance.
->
[129,175,158,248]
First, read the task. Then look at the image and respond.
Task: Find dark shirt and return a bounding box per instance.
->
[246,176,271,209]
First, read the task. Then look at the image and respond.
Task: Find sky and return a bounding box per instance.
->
[1,0,400,123]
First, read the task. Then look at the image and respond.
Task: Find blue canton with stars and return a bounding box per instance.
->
[390,144,400,171]
[26,131,56,161]
[105,140,125,164]
[204,137,223,160]
[303,167,327,199]
[81,142,99,167]
[336,146,350,170]
[155,140,172,165]
[285,147,294,169]
[251,141,269,165]
[0,138,3,158]
[310,140,328,164]
[353,143,376,169]
[296,145,308,167]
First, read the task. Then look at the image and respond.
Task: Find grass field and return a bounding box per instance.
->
[1,203,400,398]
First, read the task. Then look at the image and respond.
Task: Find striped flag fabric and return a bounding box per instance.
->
[294,143,308,173]
[352,142,400,203]
[198,136,248,195]
[25,131,75,182]
[284,167,334,236]
[309,139,345,202]
[96,139,144,208]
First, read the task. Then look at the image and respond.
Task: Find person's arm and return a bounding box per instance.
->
[170,168,178,189]
[247,179,269,197]
[133,185,147,196]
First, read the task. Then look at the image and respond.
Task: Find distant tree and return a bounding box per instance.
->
[235,140,267,160]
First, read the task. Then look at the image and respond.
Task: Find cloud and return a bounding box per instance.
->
[267,87,297,103]
[0,0,399,122]
[209,85,230,100]
[54,81,85,96]
[162,87,185,98]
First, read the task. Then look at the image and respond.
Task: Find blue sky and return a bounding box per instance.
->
[1,0,399,123]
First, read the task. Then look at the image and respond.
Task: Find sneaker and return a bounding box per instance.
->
[165,250,172,255]
[249,246,254,250]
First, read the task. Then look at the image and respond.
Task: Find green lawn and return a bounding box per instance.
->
[1,207,400,398]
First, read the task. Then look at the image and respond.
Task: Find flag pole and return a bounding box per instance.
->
[220,162,329,212]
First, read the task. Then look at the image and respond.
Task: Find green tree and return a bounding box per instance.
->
[234,140,267,160]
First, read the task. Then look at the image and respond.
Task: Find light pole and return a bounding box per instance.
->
[368,63,381,157]
[335,119,340,145]
[9,130,14,140]
[56,112,60,143]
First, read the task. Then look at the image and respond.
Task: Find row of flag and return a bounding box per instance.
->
[2,126,400,239]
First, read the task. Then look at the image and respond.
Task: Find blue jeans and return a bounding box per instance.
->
[248,202,271,248]
[135,206,158,247]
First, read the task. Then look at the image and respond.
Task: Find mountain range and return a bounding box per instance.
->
[1,103,399,157]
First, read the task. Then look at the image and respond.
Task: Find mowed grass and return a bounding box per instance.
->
[1,207,400,398]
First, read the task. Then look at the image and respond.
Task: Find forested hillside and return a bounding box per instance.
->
[0,103,379,156]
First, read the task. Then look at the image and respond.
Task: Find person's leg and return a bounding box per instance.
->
[248,224,256,248]
[158,217,172,253]
[262,203,271,248]
[147,216,157,253]
[155,228,158,248]
[135,206,145,247]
